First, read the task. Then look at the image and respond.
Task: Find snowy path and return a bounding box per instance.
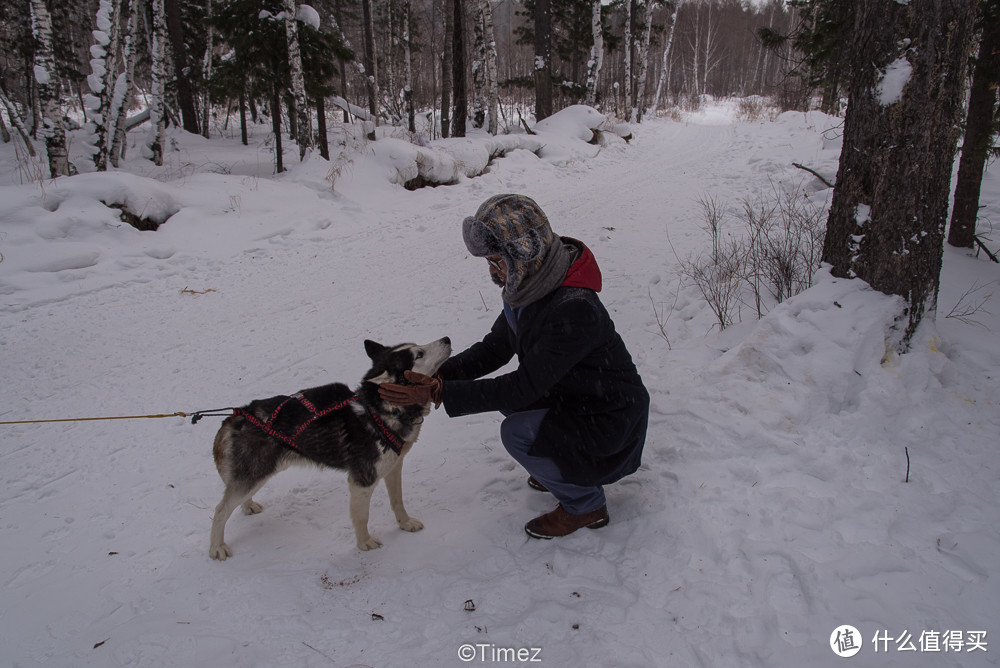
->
[1,112,997,668]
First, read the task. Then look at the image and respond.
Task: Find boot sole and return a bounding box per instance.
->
[524,516,609,539]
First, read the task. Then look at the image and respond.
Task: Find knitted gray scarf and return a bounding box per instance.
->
[503,236,577,308]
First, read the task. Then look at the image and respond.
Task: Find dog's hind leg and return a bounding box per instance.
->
[209,480,266,561]
[384,455,423,533]
[348,479,382,550]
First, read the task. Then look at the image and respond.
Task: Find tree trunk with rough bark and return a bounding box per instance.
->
[284,0,311,159]
[30,0,70,177]
[441,0,453,138]
[584,0,604,107]
[949,0,1000,249]
[452,0,467,136]
[361,0,378,140]
[149,0,168,165]
[534,0,552,121]
[822,0,979,348]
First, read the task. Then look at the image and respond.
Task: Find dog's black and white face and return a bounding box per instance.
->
[363,337,452,386]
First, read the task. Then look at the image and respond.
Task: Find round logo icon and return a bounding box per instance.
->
[831,625,863,658]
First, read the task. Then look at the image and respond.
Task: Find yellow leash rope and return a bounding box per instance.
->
[0,412,191,425]
[0,407,237,425]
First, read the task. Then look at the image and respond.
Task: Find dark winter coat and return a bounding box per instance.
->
[439,242,649,486]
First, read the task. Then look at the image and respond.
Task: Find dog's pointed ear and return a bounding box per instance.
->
[364,340,386,360]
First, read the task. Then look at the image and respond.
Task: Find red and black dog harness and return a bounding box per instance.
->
[233,385,405,455]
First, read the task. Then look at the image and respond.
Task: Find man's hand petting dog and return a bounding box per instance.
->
[380,371,442,408]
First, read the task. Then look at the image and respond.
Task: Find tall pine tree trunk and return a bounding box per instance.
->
[949,0,1000,249]
[30,0,70,177]
[534,0,552,120]
[201,0,213,138]
[451,0,467,136]
[584,0,604,107]
[164,0,200,133]
[822,0,979,347]
[284,0,311,159]
[271,85,284,173]
[441,0,454,138]
[316,95,329,159]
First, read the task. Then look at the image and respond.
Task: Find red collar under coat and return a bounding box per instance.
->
[560,238,603,292]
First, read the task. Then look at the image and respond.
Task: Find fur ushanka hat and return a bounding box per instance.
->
[462,194,561,297]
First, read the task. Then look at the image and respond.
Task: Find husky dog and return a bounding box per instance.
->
[209,337,451,560]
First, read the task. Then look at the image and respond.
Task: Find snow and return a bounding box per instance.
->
[877,57,913,106]
[296,4,321,30]
[1,103,998,667]
[32,65,50,86]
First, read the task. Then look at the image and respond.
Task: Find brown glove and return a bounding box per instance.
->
[378,370,443,408]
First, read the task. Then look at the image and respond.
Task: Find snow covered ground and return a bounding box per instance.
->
[1,102,997,668]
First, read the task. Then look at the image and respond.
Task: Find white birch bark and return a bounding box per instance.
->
[403,0,415,133]
[623,0,633,115]
[472,0,487,128]
[482,0,499,135]
[149,0,167,165]
[283,0,311,158]
[29,0,70,177]
[584,0,604,108]
[651,4,677,117]
[632,0,656,123]
[88,0,122,170]
[110,0,139,166]
[0,89,37,157]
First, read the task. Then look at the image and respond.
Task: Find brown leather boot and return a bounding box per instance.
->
[524,504,609,539]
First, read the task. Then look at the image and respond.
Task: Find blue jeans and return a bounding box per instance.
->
[500,409,607,515]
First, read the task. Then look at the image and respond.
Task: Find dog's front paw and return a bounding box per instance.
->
[398,517,424,532]
[210,543,233,561]
[357,536,383,551]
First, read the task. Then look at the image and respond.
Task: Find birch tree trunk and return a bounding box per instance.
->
[361,0,379,139]
[473,0,487,128]
[403,0,415,133]
[482,0,499,135]
[0,89,37,156]
[822,0,979,347]
[651,4,677,116]
[623,0,634,114]
[633,0,656,123]
[201,0,213,138]
[584,0,604,107]
[87,0,122,171]
[148,0,167,165]
[284,0,311,159]
[29,0,70,177]
[110,0,140,166]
